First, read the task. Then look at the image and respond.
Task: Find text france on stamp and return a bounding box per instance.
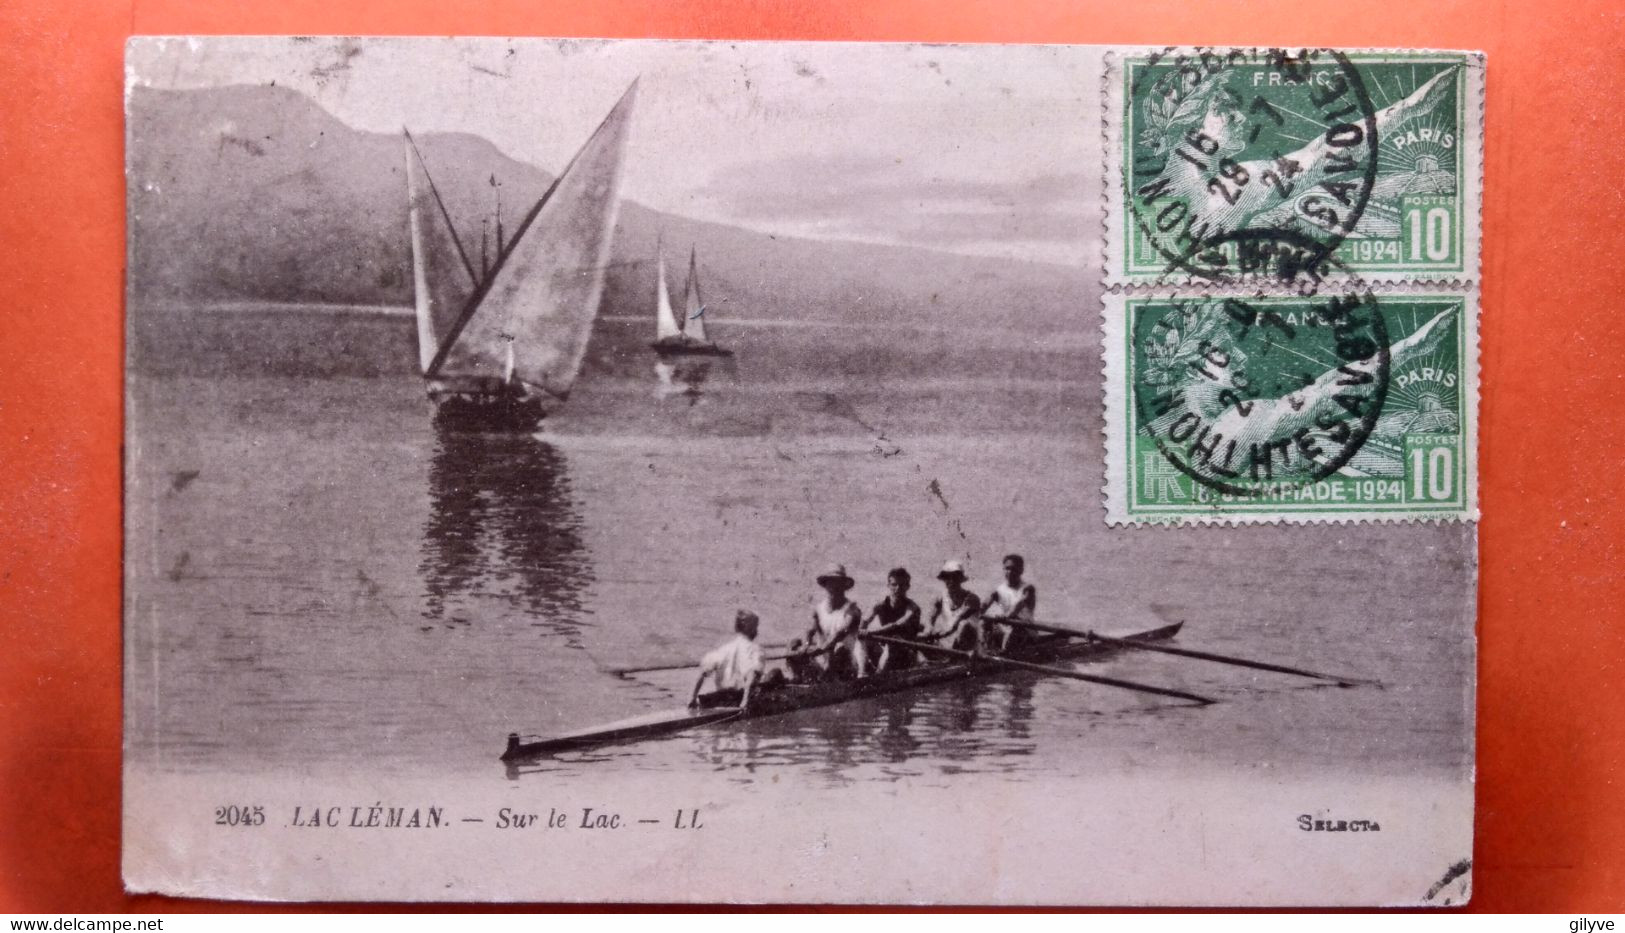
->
[1104,48,1484,288]
[1103,289,1479,524]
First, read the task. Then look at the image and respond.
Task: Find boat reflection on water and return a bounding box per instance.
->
[420,427,594,643]
[653,358,714,404]
[691,675,1040,781]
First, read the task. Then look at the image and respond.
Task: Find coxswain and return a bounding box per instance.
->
[982,554,1037,652]
[922,560,983,653]
[860,567,924,672]
[688,610,766,710]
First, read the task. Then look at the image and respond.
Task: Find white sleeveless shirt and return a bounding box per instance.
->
[988,582,1035,619]
[814,599,857,642]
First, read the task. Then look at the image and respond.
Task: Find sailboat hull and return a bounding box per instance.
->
[426,379,551,432]
[650,339,734,357]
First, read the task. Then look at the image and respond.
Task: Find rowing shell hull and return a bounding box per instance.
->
[502,622,1183,761]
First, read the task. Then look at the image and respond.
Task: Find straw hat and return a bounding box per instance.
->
[937,560,968,582]
[814,563,855,589]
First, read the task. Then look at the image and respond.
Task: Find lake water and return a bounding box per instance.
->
[124,306,1476,787]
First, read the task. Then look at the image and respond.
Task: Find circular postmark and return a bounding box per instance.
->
[1130,235,1390,498]
[1124,47,1381,285]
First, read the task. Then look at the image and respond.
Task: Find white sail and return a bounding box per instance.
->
[404,133,478,374]
[654,251,682,342]
[681,247,708,344]
[429,80,638,398]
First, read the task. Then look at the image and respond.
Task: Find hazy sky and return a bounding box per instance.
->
[128,37,1101,266]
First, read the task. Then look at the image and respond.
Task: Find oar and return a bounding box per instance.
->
[998,617,1379,688]
[610,642,821,677]
[861,634,1214,705]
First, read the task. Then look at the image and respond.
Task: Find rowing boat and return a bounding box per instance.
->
[501,621,1183,761]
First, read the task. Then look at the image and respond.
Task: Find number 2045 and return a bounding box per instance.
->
[215,805,266,826]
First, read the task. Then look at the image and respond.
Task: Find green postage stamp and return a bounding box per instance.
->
[1104,49,1484,287]
[1102,47,1482,523]
[1103,290,1479,524]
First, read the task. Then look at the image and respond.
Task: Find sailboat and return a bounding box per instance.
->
[403,81,638,431]
[650,245,731,356]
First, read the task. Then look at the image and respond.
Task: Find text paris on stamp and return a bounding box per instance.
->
[1104,48,1484,288]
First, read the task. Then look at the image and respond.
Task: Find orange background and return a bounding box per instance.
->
[1,0,1621,913]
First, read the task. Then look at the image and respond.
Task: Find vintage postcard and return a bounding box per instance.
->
[124,37,1479,905]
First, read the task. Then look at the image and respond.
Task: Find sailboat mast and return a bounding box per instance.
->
[682,247,709,345]
[492,173,505,255]
[404,135,437,373]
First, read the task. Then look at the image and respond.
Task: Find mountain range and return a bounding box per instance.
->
[127,84,1092,338]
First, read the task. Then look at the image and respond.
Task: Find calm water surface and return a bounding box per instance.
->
[125,312,1475,785]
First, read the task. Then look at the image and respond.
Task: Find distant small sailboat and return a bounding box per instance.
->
[651,247,683,348]
[404,81,638,431]
[650,245,731,356]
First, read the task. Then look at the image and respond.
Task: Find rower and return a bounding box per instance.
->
[789,563,864,681]
[688,610,765,710]
[922,560,983,653]
[860,567,924,672]
[982,554,1037,652]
